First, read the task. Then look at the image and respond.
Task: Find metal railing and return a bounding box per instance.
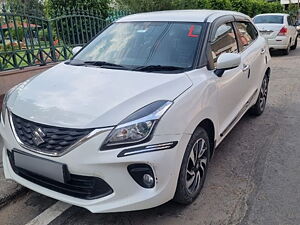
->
[0,5,130,71]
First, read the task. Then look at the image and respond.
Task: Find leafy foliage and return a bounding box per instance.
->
[286,2,299,18]
[4,0,45,15]
[115,0,284,17]
[115,0,174,12]
[45,0,110,18]
[10,27,24,41]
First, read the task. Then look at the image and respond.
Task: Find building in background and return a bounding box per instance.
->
[281,0,300,19]
[281,0,300,8]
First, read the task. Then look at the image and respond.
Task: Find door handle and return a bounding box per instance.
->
[242,64,250,72]
[260,48,266,54]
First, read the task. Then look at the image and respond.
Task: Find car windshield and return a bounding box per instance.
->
[71,22,204,72]
[253,15,284,24]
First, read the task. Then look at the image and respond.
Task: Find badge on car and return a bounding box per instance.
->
[32,127,46,146]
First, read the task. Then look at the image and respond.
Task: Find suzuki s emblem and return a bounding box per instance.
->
[32,127,46,146]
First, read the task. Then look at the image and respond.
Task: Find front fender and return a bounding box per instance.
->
[155,69,219,139]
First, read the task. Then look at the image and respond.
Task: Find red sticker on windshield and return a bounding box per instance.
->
[188,25,199,38]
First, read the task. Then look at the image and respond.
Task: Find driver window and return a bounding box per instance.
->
[211,23,239,67]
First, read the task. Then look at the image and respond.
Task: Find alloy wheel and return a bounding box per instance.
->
[259,76,268,111]
[186,138,208,194]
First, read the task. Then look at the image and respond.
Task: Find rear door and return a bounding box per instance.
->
[234,21,265,101]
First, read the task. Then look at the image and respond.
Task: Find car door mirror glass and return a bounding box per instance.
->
[72,46,82,55]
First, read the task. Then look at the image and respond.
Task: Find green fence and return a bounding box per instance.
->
[0,5,130,71]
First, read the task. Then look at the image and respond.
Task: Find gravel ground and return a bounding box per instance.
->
[0,45,299,225]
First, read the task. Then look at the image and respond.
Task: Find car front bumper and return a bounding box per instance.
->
[0,113,190,213]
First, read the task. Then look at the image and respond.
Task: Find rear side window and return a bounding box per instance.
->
[211,23,239,66]
[235,22,258,50]
[253,15,284,24]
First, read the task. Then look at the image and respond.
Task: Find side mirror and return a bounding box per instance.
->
[72,46,82,55]
[215,53,241,77]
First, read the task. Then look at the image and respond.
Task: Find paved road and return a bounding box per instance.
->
[0,45,299,225]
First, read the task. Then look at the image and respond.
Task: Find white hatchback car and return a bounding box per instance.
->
[0,10,271,213]
[253,13,298,55]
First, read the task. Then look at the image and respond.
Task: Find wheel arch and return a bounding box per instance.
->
[266,67,271,78]
[196,118,216,158]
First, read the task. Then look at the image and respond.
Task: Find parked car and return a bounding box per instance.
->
[253,13,298,55]
[296,20,300,35]
[0,10,271,213]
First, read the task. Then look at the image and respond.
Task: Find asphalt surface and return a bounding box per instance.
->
[0,44,299,225]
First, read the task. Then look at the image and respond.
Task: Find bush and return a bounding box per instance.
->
[38,29,49,41]
[46,0,110,18]
[172,0,211,9]
[210,0,232,10]
[116,0,283,17]
[10,27,24,41]
[115,0,174,12]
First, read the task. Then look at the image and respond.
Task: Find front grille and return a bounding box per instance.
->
[11,114,93,155]
[7,150,113,200]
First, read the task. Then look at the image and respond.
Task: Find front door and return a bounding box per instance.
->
[210,22,251,136]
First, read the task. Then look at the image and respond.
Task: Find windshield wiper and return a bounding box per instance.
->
[68,60,128,69]
[133,65,186,72]
[83,61,126,68]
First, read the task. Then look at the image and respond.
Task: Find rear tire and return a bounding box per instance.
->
[173,127,210,205]
[249,74,269,116]
[291,37,298,50]
[282,40,291,55]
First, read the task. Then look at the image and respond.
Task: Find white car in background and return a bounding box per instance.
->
[0,10,271,213]
[296,19,300,35]
[253,13,298,55]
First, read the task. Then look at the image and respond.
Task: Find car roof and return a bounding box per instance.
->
[117,10,249,23]
[254,13,289,17]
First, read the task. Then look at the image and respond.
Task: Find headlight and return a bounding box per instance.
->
[101,100,173,150]
[1,90,12,124]
[1,97,6,124]
[1,84,22,124]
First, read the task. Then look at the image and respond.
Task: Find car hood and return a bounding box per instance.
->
[8,63,192,128]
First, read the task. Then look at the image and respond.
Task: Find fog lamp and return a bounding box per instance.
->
[128,164,155,188]
[143,174,154,187]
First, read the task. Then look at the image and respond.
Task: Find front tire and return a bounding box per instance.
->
[249,74,269,116]
[173,127,210,204]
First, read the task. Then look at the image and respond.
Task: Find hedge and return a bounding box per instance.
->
[116,0,284,18]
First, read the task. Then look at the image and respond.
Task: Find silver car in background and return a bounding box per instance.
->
[253,13,298,55]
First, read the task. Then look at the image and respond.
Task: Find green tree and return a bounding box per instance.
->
[172,0,211,9]
[5,0,44,15]
[45,0,110,18]
[285,1,298,18]
[209,0,232,10]
[115,0,174,12]
[116,0,283,17]
[231,0,253,16]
